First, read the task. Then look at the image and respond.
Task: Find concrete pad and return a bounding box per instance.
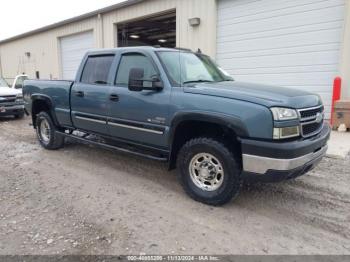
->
[326,131,350,159]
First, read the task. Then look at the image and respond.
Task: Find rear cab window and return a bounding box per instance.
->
[81,55,114,85]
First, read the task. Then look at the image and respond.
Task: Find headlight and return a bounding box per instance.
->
[273,126,300,139]
[271,107,298,121]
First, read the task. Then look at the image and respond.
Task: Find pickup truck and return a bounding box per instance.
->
[0,76,25,118]
[11,74,29,90]
[23,47,330,205]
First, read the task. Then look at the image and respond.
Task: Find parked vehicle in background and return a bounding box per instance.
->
[0,76,25,118]
[23,47,330,206]
[11,74,29,89]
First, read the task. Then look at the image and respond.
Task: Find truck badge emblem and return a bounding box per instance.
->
[315,113,323,123]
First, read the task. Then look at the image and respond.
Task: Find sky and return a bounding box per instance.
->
[0,0,126,41]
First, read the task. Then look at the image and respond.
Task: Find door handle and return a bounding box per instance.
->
[110,94,119,102]
[75,91,84,97]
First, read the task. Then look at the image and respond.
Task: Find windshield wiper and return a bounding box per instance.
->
[183,80,214,85]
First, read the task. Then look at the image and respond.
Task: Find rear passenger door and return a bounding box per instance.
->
[71,54,114,135]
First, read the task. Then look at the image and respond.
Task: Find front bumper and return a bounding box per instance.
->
[241,123,331,183]
[0,104,25,116]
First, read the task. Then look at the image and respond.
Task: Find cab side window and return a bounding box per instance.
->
[81,55,114,85]
[15,76,28,89]
[115,53,157,86]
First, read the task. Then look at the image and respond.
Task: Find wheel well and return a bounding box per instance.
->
[169,120,241,170]
[31,99,51,128]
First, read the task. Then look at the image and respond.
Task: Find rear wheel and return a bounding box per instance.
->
[35,112,64,150]
[177,137,242,206]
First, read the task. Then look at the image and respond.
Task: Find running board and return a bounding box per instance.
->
[57,132,168,162]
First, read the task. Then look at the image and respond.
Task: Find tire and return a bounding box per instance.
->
[14,111,25,119]
[35,112,65,150]
[177,137,242,206]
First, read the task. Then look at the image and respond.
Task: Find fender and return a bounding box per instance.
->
[31,94,60,127]
[168,111,249,144]
[31,94,53,106]
[167,111,249,169]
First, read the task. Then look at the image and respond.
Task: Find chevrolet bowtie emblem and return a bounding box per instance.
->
[315,112,323,123]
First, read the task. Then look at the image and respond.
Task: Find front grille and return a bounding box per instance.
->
[299,106,324,120]
[0,96,16,103]
[298,105,324,138]
[301,121,323,136]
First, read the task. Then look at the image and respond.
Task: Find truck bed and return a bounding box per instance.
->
[23,79,74,127]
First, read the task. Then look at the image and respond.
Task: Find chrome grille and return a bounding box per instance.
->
[299,106,324,121]
[0,96,16,103]
[298,105,324,138]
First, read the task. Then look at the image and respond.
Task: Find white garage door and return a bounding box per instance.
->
[60,31,94,80]
[217,0,345,118]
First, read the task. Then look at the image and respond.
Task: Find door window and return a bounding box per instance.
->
[0,77,9,87]
[14,76,29,89]
[115,53,157,86]
[81,55,114,85]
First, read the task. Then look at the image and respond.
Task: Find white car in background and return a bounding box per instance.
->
[0,76,25,119]
[11,74,29,90]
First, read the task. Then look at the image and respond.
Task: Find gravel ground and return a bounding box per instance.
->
[0,116,349,255]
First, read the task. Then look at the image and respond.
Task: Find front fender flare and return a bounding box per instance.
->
[168,111,249,145]
[167,111,248,170]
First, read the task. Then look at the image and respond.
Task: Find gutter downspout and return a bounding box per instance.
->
[97,13,105,48]
[339,0,350,99]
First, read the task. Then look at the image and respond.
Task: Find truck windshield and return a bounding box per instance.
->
[157,51,233,86]
[0,78,9,88]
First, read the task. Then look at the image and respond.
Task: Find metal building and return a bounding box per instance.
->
[0,0,349,118]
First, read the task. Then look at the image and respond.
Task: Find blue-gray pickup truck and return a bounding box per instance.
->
[23,47,330,205]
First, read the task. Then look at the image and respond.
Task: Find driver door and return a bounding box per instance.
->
[108,51,171,148]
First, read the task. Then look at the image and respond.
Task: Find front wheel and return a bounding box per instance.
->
[177,137,242,206]
[35,112,65,150]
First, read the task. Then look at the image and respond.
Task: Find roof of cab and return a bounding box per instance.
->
[85,46,193,56]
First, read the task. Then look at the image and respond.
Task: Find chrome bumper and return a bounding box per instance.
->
[242,145,328,174]
[1,105,25,110]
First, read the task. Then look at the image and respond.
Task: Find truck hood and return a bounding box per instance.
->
[0,87,21,96]
[183,81,322,109]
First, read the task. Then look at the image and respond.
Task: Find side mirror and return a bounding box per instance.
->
[128,68,163,92]
[128,68,144,92]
